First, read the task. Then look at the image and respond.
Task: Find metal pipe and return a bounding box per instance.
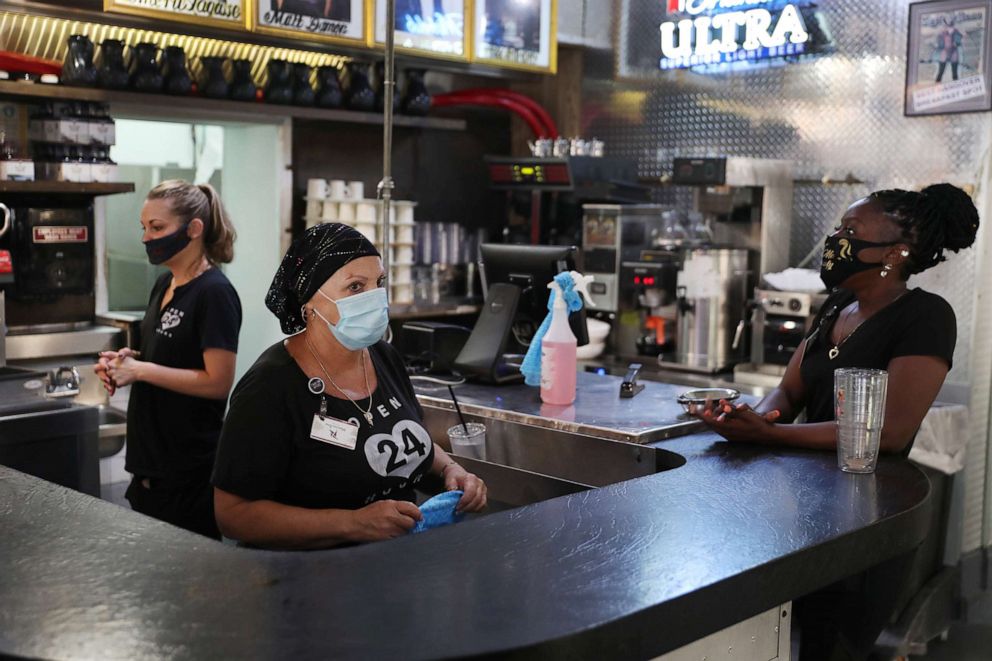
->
[378,0,396,285]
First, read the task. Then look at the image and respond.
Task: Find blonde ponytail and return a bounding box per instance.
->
[147,179,237,264]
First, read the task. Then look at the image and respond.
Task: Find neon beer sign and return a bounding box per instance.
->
[660,0,811,69]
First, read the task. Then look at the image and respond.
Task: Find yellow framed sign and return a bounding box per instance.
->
[249,0,371,45]
[373,0,471,61]
[104,0,247,31]
[472,0,556,72]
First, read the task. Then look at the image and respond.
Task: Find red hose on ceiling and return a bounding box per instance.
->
[442,88,559,138]
[432,91,556,139]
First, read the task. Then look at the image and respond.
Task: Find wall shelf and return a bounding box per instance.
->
[0,81,467,131]
[0,181,135,195]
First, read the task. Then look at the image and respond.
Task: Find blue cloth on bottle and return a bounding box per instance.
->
[520,272,584,386]
[411,490,465,533]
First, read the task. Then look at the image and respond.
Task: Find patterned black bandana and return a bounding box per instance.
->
[265,223,380,334]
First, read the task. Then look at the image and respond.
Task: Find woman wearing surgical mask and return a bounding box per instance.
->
[93,180,241,539]
[692,183,978,454]
[212,223,486,549]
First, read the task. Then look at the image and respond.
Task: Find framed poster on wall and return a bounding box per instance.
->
[473,0,556,72]
[906,0,992,116]
[104,0,247,30]
[250,0,369,45]
[373,0,470,60]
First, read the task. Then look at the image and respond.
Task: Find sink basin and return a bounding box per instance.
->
[97,406,126,458]
[421,405,685,488]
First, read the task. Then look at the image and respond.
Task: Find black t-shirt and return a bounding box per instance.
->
[126,268,242,478]
[211,340,435,510]
[799,287,956,439]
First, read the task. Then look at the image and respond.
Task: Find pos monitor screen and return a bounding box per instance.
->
[479,243,589,351]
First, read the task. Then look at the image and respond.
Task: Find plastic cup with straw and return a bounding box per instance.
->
[446,384,486,460]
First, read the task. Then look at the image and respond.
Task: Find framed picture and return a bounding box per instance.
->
[906,0,992,116]
[104,0,247,31]
[249,0,370,46]
[373,0,470,61]
[473,0,556,73]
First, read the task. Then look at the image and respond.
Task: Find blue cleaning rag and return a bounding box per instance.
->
[411,490,465,534]
[520,272,584,386]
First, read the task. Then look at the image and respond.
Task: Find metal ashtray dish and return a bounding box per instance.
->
[677,388,740,413]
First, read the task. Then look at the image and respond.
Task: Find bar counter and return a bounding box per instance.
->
[0,372,932,660]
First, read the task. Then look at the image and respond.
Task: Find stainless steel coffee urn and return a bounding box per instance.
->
[669,248,750,373]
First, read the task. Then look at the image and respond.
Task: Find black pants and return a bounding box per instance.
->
[936,61,959,82]
[795,549,918,660]
[125,470,220,539]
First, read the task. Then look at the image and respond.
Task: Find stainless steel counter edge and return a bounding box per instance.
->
[0,433,932,660]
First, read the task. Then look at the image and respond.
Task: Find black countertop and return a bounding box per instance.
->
[0,431,931,659]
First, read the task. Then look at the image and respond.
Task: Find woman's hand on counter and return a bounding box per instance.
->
[349,500,423,541]
[690,400,782,443]
[442,463,488,513]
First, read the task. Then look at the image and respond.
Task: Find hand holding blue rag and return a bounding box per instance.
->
[411,490,465,534]
[520,272,584,386]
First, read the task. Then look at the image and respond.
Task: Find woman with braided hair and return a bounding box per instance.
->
[691,182,979,660]
[692,182,979,455]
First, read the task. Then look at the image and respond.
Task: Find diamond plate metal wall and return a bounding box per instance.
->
[589,0,988,389]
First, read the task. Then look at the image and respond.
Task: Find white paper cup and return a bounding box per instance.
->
[391,224,415,243]
[338,202,356,222]
[447,422,486,460]
[305,199,323,219]
[305,216,323,229]
[355,222,377,242]
[307,178,328,200]
[321,200,338,221]
[392,245,415,263]
[356,201,377,222]
[391,264,412,284]
[394,201,416,224]
[391,282,414,304]
[347,181,364,199]
[328,179,347,199]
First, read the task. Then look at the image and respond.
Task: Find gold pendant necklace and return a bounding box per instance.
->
[827,290,908,360]
[304,333,374,426]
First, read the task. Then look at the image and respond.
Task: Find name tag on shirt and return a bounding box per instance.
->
[310,414,359,450]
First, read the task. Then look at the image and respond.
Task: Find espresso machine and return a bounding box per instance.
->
[583,157,794,374]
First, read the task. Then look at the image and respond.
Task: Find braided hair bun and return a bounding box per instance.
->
[868,183,979,275]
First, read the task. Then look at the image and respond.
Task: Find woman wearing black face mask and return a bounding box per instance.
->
[691,183,979,661]
[93,180,242,539]
[692,182,978,453]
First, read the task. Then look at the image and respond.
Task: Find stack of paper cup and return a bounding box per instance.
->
[321,200,338,222]
[394,201,416,224]
[305,199,323,222]
[347,181,364,200]
[338,201,356,223]
[391,222,415,244]
[307,178,328,200]
[328,179,347,200]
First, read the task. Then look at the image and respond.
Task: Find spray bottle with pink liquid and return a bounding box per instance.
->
[540,272,595,406]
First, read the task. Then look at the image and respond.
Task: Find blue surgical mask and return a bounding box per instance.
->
[313,287,389,350]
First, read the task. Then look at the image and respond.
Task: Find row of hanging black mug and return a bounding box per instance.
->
[61,35,432,114]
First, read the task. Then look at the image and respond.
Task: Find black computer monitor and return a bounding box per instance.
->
[479,243,589,351]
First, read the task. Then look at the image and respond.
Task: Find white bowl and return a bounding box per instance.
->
[586,318,611,344]
[576,341,605,360]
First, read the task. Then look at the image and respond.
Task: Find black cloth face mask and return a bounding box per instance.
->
[819,234,898,289]
[144,223,191,265]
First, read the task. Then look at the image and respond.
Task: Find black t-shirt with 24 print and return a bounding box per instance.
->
[212,340,436,510]
[125,268,242,478]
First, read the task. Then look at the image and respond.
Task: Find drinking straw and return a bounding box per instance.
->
[448,384,469,434]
